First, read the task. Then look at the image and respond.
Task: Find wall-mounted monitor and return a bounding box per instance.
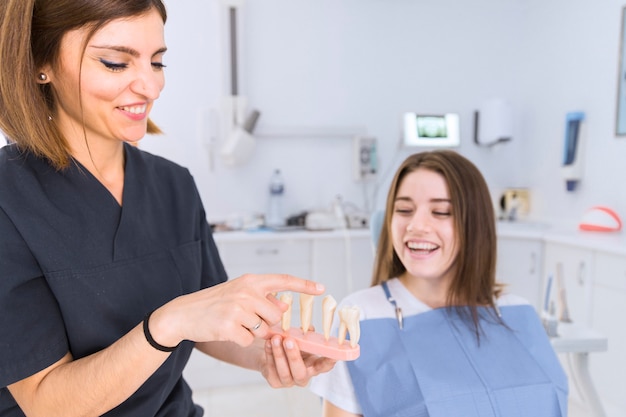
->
[402,113,460,147]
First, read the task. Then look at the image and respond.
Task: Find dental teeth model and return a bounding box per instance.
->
[300,293,314,334]
[338,305,360,348]
[268,292,361,361]
[322,295,337,341]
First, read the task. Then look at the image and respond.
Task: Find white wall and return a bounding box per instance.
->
[520,0,626,227]
[143,0,626,228]
[239,0,528,217]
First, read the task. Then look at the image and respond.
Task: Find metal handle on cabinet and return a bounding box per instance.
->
[256,248,279,256]
[577,261,586,286]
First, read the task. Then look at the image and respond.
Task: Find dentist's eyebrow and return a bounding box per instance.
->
[90,45,167,58]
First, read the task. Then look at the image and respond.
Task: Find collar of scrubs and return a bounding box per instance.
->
[346,290,568,417]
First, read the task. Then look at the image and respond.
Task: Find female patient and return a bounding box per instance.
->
[310,150,567,417]
[0,1,333,416]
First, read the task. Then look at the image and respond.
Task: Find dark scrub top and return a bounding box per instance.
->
[0,143,227,416]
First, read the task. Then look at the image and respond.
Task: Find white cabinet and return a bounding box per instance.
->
[541,242,597,411]
[311,235,374,299]
[496,236,544,310]
[183,230,374,391]
[542,242,594,326]
[589,252,626,415]
[309,235,374,332]
[218,238,312,278]
[540,240,626,415]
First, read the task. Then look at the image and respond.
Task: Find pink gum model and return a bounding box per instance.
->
[268,325,360,361]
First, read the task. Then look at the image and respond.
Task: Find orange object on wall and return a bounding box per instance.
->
[579,206,622,232]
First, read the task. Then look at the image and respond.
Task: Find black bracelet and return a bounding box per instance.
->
[143,310,179,352]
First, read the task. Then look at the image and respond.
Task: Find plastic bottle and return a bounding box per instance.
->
[266,169,285,228]
[332,195,348,229]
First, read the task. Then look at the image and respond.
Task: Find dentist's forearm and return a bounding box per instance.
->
[8,320,173,417]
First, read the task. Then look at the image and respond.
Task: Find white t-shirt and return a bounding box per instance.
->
[308,278,529,415]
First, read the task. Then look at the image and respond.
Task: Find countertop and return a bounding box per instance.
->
[212,227,371,243]
[497,221,626,255]
[212,222,626,255]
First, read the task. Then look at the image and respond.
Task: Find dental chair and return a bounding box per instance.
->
[369,210,384,252]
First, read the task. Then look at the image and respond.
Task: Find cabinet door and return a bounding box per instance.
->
[542,242,594,326]
[496,237,544,311]
[310,235,374,330]
[216,239,312,279]
[590,251,626,414]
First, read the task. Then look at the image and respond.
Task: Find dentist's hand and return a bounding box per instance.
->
[148,274,326,349]
[262,333,337,387]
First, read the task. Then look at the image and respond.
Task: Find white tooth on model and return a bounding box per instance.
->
[300,293,314,334]
[280,292,293,331]
[338,306,360,347]
[321,295,337,341]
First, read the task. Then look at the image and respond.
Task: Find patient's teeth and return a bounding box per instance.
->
[321,295,337,341]
[280,292,293,331]
[338,306,360,347]
[300,294,314,334]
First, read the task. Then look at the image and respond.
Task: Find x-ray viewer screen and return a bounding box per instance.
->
[403,113,460,147]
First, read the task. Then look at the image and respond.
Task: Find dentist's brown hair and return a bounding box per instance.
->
[0,0,167,170]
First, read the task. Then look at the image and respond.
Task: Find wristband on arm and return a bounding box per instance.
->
[143,310,179,352]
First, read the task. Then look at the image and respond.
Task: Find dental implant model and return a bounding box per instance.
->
[269,292,361,361]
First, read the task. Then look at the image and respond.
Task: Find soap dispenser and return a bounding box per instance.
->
[561,112,585,192]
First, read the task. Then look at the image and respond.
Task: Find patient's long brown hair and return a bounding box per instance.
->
[372,150,502,333]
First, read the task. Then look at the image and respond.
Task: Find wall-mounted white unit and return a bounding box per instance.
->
[473,98,513,147]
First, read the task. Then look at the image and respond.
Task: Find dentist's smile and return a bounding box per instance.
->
[119,104,147,114]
